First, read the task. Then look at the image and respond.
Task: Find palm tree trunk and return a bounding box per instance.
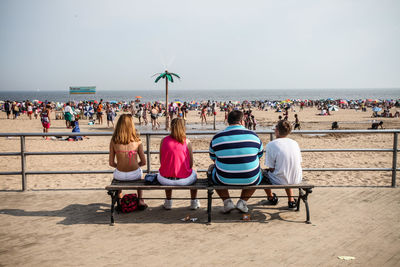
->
[165,78,169,130]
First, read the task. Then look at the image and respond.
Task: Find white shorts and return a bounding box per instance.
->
[157,170,197,186]
[113,168,143,181]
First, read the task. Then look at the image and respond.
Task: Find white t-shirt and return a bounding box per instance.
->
[265,137,302,185]
[64,106,72,113]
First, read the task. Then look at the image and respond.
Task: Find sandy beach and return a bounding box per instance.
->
[1,106,400,266]
[1,106,399,190]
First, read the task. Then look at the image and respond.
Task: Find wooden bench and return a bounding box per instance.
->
[105,179,314,225]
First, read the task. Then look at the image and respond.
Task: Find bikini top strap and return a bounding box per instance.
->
[115,150,137,164]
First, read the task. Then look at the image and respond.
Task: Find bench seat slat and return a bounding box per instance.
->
[213,184,314,190]
[105,179,313,191]
[105,179,209,190]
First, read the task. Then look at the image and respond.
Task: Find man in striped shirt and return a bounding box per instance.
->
[209,110,264,213]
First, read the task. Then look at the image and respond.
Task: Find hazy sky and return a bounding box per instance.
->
[1,0,399,91]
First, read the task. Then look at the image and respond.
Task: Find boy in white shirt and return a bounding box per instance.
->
[264,120,302,209]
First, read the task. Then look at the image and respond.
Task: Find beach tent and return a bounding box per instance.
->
[372,107,382,112]
[329,105,339,111]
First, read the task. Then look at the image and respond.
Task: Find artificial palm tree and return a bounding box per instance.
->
[154,70,181,130]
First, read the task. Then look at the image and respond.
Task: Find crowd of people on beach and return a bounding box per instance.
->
[1,98,399,134]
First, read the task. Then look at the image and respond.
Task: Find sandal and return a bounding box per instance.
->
[138,203,148,211]
[267,193,279,205]
[288,199,297,209]
[138,200,148,211]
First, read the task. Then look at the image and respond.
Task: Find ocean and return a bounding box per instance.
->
[0,88,399,103]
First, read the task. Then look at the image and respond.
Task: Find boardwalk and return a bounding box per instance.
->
[0,187,399,266]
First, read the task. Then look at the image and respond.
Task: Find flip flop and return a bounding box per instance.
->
[138,203,148,211]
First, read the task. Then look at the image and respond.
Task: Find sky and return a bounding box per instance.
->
[0,0,399,91]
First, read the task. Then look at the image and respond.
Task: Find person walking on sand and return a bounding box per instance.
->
[263,120,302,209]
[40,104,51,139]
[109,114,147,210]
[200,105,207,125]
[106,103,115,128]
[27,102,33,120]
[157,118,199,210]
[208,110,264,213]
[168,102,175,122]
[4,101,12,119]
[64,102,73,128]
[142,104,149,125]
[293,114,301,130]
[97,99,104,125]
[151,104,159,130]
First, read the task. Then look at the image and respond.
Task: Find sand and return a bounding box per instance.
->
[1,106,399,190]
[0,106,400,266]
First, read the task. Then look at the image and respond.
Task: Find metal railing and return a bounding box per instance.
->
[0,129,399,191]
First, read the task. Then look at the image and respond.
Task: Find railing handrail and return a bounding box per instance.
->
[0,129,398,190]
[1,129,400,137]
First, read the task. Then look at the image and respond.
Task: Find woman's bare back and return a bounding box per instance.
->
[112,141,141,172]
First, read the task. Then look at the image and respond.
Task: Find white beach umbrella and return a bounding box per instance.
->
[84,106,94,117]
[329,105,339,111]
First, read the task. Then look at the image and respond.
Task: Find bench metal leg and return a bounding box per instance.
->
[107,190,118,226]
[299,188,312,224]
[207,188,214,224]
[296,188,301,212]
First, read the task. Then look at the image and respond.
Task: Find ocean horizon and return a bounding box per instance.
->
[0,88,399,103]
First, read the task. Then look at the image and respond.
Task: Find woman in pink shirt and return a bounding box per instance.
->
[157,118,199,210]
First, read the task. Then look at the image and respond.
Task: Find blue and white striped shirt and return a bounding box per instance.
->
[209,125,264,185]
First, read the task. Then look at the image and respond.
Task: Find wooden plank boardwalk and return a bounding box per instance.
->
[0,187,399,266]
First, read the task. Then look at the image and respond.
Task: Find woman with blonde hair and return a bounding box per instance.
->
[157,118,199,210]
[109,114,147,209]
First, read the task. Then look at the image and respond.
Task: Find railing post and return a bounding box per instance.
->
[213,114,216,130]
[392,132,398,187]
[270,133,274,141]
[20,136,27,191]
[146,134,151,174]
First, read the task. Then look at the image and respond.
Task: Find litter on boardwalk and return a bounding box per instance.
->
[338,256,356,260]
[180,215,198,222]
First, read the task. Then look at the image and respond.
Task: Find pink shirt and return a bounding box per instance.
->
[159,136,192,178]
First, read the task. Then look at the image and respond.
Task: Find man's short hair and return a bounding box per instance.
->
[228,110,243,125]
[276,120,292,136]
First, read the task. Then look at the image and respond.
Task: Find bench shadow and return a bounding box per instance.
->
[248,203,308,224]
[0,201,309,225]
[0,202,307,225]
